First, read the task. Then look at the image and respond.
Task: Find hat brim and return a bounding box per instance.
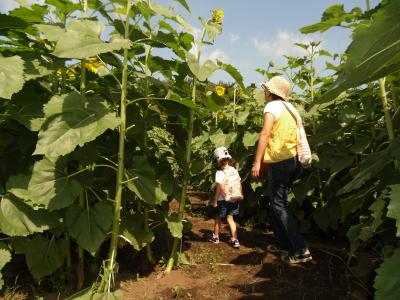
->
[260,82,288,101]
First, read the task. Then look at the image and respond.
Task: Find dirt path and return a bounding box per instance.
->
[117,197,362,300]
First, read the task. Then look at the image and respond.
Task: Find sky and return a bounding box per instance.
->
[0,0,380,85]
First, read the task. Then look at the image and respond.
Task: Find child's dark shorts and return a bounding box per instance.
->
[217,200,239,218]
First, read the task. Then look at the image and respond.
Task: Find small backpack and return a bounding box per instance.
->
[220,167,243,202]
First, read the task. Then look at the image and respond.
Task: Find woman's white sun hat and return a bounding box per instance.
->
[261,76,291,101]
[213,147,231,161]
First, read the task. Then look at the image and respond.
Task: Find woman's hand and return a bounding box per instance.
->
[213,201,218,208]
[251,162,260,179]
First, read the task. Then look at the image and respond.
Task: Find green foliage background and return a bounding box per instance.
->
[0,0,399,298]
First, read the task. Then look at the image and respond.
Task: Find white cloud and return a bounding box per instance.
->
[0,0,19,13]
[206,48,230,63]
[252,30,324,60]
[229,32,239,44]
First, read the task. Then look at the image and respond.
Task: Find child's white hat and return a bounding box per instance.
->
[213,147,231,161]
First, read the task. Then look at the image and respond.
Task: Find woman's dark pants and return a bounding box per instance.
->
[268,156,307,256]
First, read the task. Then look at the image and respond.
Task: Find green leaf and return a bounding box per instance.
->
[299,5,361,34]
[126,156,168,205]
[313,200,341,231]
[330,155,354,173]
[65,287,124,300]
[0,196,59,236]
[35,24,64,42]
[389,137,400,160]
[0,241,11,270]
[176,252,191,265]
[185,52,218,81]
[204,22,222,41]
[174,0,190,12]
[46,0,81,15]
[209,129,238,148]
[359,198,385,242]
[387,185,400,237]
[203,91,225,111]
[236,109,250,125]
[0,13,28,30]
[10,3,47,23]
[165,90,197,110]
[166,213,183,238]
[33,92,119,160]
[136,1,155,20]
[25,235,67,280]
[198,60,218,81]
[242,132,259,149]
[36,20,131,59]
[338,150,391,195]
[8,237,29,254]
[11,86,47,131]
[7,158,82,211]
[65,202,113,255]
[171,15,194,34]
[149,2,174,18]
[22,55,62,81]
[318,1,400,103]
[217,62,245,90]
[0,56,25,99]
[374,248,400,300]
[340,187,373,222]
[120,213,154,251]
[346,223,362,258]
[185,51,199,76]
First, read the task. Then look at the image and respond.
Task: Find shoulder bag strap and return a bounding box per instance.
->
[281,101,301,127]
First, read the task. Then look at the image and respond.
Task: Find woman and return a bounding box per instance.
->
[251,76,312,264]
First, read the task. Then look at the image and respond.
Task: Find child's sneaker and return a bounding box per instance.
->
[228,239,240,248]
[208,234,220,244]
[288,249,312,264]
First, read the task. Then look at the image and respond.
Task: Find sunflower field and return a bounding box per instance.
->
[0,0,399,299]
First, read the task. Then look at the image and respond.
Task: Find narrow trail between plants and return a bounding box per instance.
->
[117,195,373,300]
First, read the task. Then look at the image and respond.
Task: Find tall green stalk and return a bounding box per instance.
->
[143,45,155,264]
[165,28,206,273]
[308,44,323,201]
[379,78,399,170]
[390,79,399,110]
[98,0,132,292]
[366,0,371,10]
[233,86,237,128]
[165,81,196,273]
[76,0,88,290]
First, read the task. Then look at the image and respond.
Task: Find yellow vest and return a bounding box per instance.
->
[263,107,297,163]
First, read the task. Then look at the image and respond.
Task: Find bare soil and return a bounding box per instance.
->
[1,195,375,300]
[117,195,374,300]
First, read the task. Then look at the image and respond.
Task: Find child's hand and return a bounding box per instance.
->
[213,202,218,208]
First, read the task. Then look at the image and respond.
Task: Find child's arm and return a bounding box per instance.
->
[213,183,222,207]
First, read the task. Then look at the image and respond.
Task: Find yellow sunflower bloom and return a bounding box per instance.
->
[85,57,105,73]
[35,37,45,44]
[211,9,224,24]
[85,63,98,73]
[215,85,225,96]
[66,68,76,79]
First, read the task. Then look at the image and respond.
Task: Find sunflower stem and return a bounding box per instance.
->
[97,0,132,292]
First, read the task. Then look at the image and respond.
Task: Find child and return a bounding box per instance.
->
[208,147,242,248]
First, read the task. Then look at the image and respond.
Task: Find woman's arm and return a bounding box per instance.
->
[251,112,274,178]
